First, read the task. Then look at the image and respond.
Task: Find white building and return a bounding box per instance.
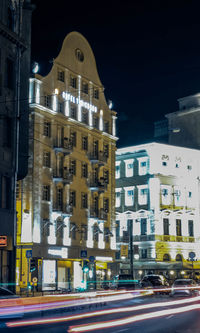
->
[115,142,200,281]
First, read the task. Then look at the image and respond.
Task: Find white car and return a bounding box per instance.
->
[171,279,199,297]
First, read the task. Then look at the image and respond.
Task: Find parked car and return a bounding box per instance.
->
[171,279,199,297]
[0,287,24,319]
[140,274,170,294]
[110,274,139,290]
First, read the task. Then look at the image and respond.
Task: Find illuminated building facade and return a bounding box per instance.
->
[16,32,117,292]
[0,0,33,289]
[116,142,200,280]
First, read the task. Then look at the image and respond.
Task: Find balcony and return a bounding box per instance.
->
[53,138,73,155]
[87,177,107,192]
[86,208,108,221]
[53,204,73,215]
[53,168,73,184]
[87,151,107,165]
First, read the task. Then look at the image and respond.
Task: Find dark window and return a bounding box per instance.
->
[57,69,65,82]
[42,185,50,201]
[188,220,194,237]
[81,193,88,209]
[70,75,77,88]
[70,131,76,147]
[163,218,169,235]
[82,109,89,125]
[82,82,88,94]
[57,188,63,210]
[176,219,182,236]
[69,190,76,207]
[70,160,76,175]
[43,121,51,137]
[103,144,109,158]
[81,162,88,178]
[82,136,88,150]
[103,170,109,184]
[141,249,147,259]
[116,220,120,241]
[93,116,99,129]
[70,104,77,119]
[141,218,147,235]
[176,254,182,261]
[44,95,51,108]
[43,151,51,167]
[6,58,14,89]
[103,198,109,213]
[104,121,109,133]
[58,101,64,113]
[93,88,99,99]
[163,253,170,261]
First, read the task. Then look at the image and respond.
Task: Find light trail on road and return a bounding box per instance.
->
[6,295,200,328]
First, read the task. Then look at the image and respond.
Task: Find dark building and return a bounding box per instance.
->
[0,0,33,288]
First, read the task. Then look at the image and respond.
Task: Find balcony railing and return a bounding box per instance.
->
[87,151,107,165]
[53,168,73,184]
[53,138,73,154]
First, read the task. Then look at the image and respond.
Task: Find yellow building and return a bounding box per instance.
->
[16,32,117,292]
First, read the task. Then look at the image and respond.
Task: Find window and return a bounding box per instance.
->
[104,121,109,133]
[42,185,50,201]
[93,116,99,129]
[138,158,148,175]
[163,218,169,235]
[93,88,99,99]
[103,198,109,213]
[44,95,51,108]
[176,254,182,262]
[81,193,88,209]
[82,81,88,94]
[103,144,109,158]
[69,190,76,207]
[188,220,194,237]
[93,140,98,156]
[115,163,120,179]
[115,191,121,207]
[70,103,77,119]
[141,218,147,235]
[70,131,76,147]
[82,136,88,150]
[163,254,170,261]
[57,69,65,82]
[75,48,84,62]
[57,188,63,210]
[5,58,14,89]
[176,219,182,236]
[125,189,134,206]
[70,75,77,88]
[82,109,89,125]
[70,223,76,240]
[141,249,147,259]
[126,163,133,177]
[103,170,109,184]
[187,165,192,171]
[58,101,64,113]
[138,187,148,205]
[81,162,88,178]
[70,160,76,175]
[43,151,51,167]
[43,121,51,137]
[188,191,192,198]
[162,161,167,166]
[116,220,120,241]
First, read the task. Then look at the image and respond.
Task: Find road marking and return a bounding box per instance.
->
[166,315,174,319]
[115,329,128,333]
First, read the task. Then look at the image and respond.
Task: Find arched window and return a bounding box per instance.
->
[163,253,170,261]
[176,254,182,262]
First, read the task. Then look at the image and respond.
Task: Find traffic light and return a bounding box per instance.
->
[30,258,37,273]
[83,260,89,273]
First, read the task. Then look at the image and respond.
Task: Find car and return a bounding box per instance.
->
[110,274,140,290]
[170,279,199,297]
[140,274,170,294]
[0,287,24,319]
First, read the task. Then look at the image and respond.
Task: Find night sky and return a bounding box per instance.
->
[31,0,200,148]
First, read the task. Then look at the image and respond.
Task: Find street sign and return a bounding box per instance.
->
[81,250,87,258]
[89,256,95,263]
[26,250,32,258]
[0,236,7,247]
